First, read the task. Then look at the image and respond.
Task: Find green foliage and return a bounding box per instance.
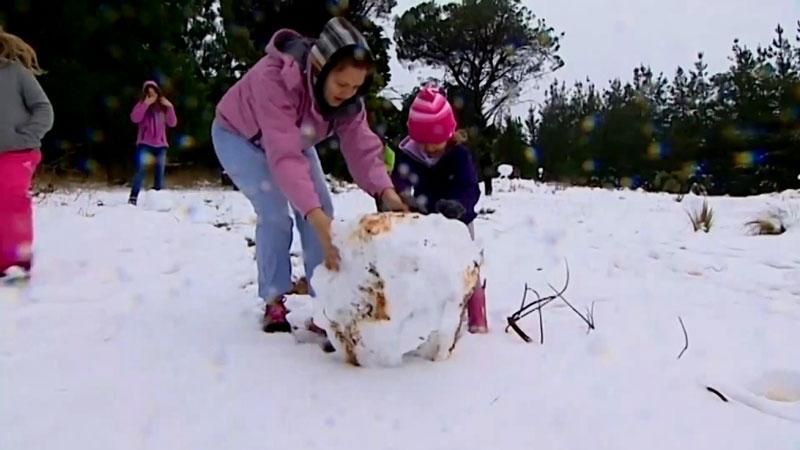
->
[220,0,395,92]
[395,0,563,127]
[220,0,398,181]
[2,1,396,183]
[6,1,797,196]
[525,23,800,194]
[493,117,535,177]
[3,0,227,181]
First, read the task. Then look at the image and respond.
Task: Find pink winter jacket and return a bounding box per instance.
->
[215,29,392,216]
[130,81,177,148]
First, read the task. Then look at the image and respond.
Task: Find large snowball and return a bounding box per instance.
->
[311,212,482,367]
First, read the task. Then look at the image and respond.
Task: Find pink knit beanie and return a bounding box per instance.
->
[407,86,457,144]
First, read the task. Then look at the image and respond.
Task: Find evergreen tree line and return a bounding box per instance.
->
[501,24,800,195]
[3,1,797,195]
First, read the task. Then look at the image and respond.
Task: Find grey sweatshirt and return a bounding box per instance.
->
[0,60,54,153]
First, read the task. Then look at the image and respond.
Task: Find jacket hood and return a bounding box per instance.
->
[311,17,374,117]
[309,17,373,74]
[265,20,373,120]
[142,80,160,94]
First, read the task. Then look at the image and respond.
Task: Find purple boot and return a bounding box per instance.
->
[467,279,488,334]
[262,278,309,333]
[262,299,291,333]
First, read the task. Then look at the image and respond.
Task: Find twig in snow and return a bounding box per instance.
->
[512,283,557,322]
[506,317,532,342]
[547,267,595,331]
[677,316,689,360]
[537,300,544,344]
[517,283,528,312]
[705,386,728,402]
[505,282,558,343]
[505,260,594,343]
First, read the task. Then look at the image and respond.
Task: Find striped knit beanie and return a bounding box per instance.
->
[407,86,457,145]
[309,17,372,76]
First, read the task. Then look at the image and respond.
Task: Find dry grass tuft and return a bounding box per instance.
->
[687,199,714,233]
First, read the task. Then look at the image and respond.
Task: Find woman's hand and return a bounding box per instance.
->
[307,208,341,271]
[144,93,157,105]
[159,97,173,108]
[380,188,410,212]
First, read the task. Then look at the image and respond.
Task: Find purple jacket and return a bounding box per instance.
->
[215,29,393,216]
[391,137,481,225]
[130,81,177,148]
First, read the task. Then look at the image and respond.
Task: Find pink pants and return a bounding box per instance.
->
[0,150,42,274]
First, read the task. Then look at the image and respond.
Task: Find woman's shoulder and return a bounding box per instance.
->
[0,59,25,77]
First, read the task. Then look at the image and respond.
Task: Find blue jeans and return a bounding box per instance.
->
[129,144,167,201]
[210,119,333,300]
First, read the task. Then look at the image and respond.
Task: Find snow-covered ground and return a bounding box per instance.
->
[2,181,800,449]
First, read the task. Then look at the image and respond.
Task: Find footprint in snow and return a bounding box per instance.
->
[704,369,800,423]
[748,370,800,403]
[761,259,796,270]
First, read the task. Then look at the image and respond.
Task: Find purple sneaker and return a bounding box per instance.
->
[262,299,291,333]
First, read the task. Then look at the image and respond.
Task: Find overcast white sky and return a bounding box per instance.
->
[382,0,800,118]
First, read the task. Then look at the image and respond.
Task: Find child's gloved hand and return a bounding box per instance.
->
[435,199,465,220]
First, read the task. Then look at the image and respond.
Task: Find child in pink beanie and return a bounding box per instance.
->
[390,85,489,333]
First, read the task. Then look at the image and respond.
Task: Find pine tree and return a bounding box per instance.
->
[395,0,563,128]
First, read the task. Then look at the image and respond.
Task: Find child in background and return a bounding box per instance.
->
[0,27,54,277]
[211,17,408,333]
[391,86,488,333]
[128,80,177,205]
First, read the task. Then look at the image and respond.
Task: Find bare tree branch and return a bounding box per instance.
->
[585,301,596,334]
[537,299,545,344]
[547,284,595,330]
[506,259,595,343]
[395,0,563,127]
[705,386,729,402]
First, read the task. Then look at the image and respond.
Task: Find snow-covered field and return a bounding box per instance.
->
[2,181,800,449]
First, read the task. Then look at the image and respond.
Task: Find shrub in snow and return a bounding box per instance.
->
[686,198,714,233]
[745,204,800,236]
[310,212,482,367]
